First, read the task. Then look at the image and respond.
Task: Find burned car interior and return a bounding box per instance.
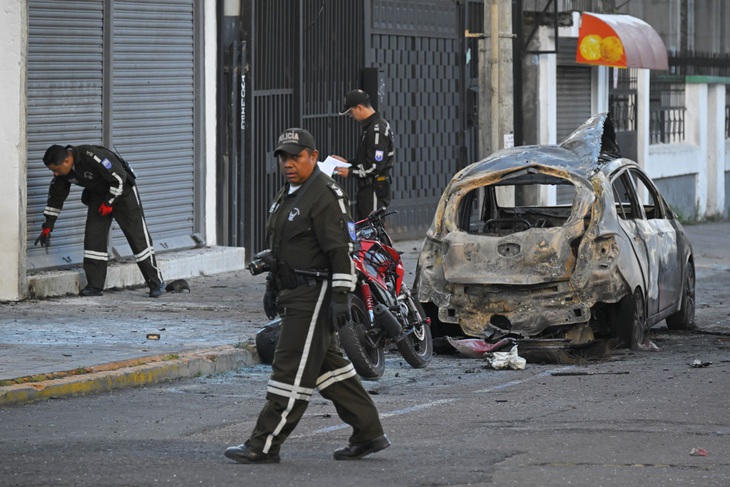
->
[415,113,695,358]
[458,173,577,237]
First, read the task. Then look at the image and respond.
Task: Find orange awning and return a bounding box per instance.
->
[576,12,668,70]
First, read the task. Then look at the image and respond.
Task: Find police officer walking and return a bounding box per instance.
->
[224,128,390,464]
[333,89,395,220]
[35,144,165,298]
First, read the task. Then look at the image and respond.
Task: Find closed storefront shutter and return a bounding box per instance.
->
[26,0,198,270]
[110,0,197,256]
[556,38,591,205]
[26,0,105,270]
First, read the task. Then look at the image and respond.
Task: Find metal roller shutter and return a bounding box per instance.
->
[556,38,591,205]
[26,0,105,270]
[110,0,197,256]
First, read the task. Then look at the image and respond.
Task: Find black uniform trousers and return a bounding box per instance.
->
[355,179,391,221]
[83,188,163,291]
[246,281,384,455]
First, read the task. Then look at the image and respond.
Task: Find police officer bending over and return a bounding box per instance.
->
[333,89,395,220]
[224,128,390,464]
[35,144,165,298]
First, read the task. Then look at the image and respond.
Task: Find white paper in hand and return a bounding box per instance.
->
[318,156,350,177]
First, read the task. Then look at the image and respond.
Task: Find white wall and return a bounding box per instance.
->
[645,81,727,220]
[0,0,26,302]
[646,143,702,178]
[204,0,218,246]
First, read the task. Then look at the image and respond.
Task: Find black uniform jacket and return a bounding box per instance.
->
[42,145,134,230]
[266,167,357,309]
[348,112,394,184]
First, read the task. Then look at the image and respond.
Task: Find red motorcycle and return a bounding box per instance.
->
[337,207,433,380]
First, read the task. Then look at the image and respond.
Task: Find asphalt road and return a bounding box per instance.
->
[0,330,728,487]
[1,222,729,486]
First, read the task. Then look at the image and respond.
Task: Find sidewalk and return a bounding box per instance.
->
[0,239,426,406]
[2,222,729,407]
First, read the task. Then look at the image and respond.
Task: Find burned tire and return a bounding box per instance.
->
[338,295,385,380]
[666,260,696,330]
[395,294,433,368]
[617,289,646,351]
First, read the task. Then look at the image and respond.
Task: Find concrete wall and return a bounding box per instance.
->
[725,139,730,216]
[0,0,26,302]
[645,81,728,222]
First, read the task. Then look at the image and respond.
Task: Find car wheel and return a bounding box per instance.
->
[666,260,696,330]
[617,289,646,351]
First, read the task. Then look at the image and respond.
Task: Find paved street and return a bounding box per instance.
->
[0,222,729,485]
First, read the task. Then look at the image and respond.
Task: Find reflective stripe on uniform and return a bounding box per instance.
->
[84,250,108,261]
[132,186,163,282]
[134,247,155,263]
[316,363,357,391]
[43,206,61,217]
[263,280,329,454]
[266,380,315,401]
[332,272,356,290]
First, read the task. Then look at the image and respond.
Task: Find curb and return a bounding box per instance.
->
[0,345,259,407]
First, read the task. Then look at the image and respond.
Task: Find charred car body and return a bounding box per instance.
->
[414,113,695,350]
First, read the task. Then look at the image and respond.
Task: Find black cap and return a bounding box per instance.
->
[339,89,370,115]
[273,128,317,156]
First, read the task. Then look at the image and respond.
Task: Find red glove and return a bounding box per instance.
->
[98,203,113,216]
[34,227,51,247]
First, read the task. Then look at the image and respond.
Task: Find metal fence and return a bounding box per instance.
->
[521,0,616,13]
[221,0,479,253]
[609,68,637,132]
[649,78,686,144]
[669,51,730,78]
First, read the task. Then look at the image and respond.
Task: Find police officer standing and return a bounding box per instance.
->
[224,128,390,464]
[35,144,165,298]
[333,89,395,220]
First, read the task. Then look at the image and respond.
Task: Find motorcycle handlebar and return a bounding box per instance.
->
[356,207,398,227]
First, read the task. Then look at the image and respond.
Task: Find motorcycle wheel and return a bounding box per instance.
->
[338,295,386,380]
[395,292,433,368]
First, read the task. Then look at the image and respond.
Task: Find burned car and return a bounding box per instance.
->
[414,113,695,351]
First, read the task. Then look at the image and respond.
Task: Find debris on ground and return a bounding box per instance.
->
[689,359,712,368]
[690,448,708,456]
[165,279,191,293]
[485,345,526,370]
[445,337,514,359]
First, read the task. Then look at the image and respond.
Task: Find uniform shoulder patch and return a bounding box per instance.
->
[101,158,112,170]
[327,181,345,198]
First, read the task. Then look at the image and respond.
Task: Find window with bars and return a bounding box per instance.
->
[649,77,686,144]
[609,68,638,133]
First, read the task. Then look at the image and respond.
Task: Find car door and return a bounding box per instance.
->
[610,169,661,319]
[629,168,681,314]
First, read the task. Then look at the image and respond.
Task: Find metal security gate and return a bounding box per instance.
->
[109,0,198,256]
[26,0,105,270]
[229,0,366,254]
[609,67,638,161]
[229,0,473,254]
[26,0,200,270]
[369,0,464,236]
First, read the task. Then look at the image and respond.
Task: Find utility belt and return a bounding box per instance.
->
[358,174,391,189]
[275,266,330,290]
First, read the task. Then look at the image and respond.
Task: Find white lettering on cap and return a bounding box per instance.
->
[279,131,300,144]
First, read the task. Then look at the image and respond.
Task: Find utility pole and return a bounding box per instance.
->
[479,0,514,159]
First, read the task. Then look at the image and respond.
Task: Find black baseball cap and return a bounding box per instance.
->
[273,128,317,156]
[339,89,370,115]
